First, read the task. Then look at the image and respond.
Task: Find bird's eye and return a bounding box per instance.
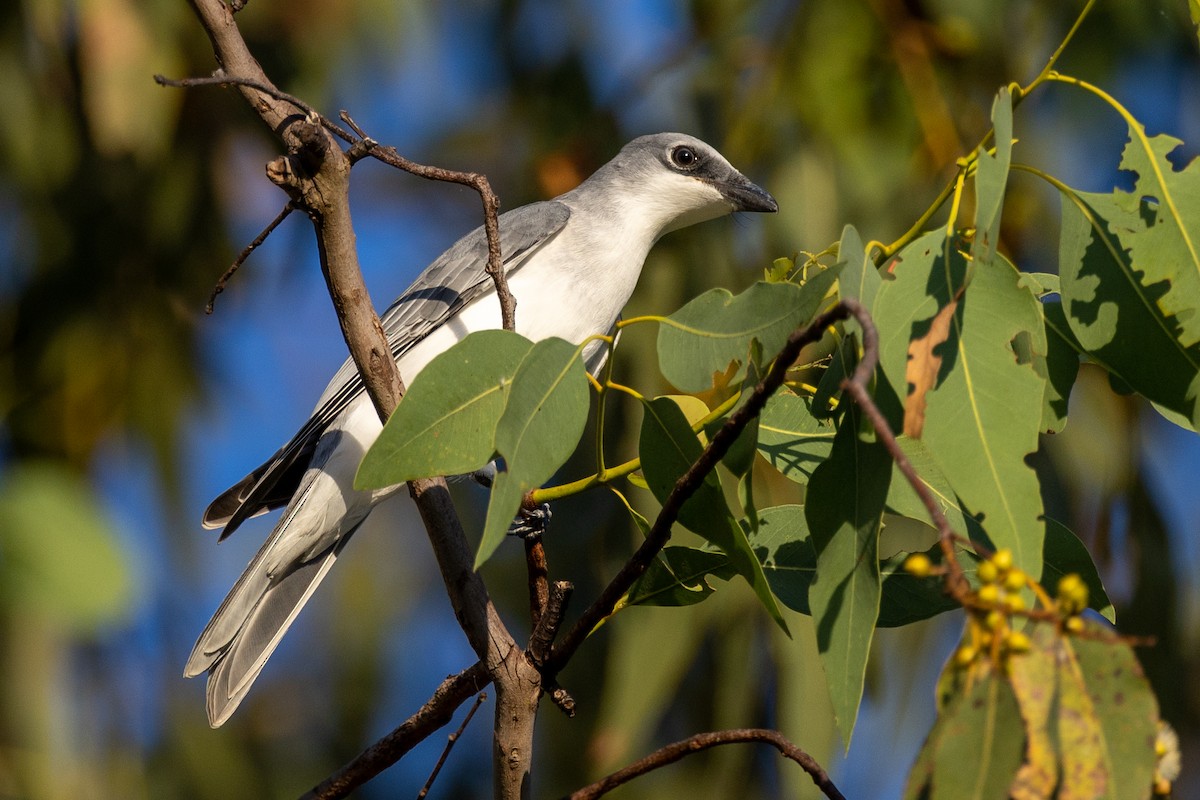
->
[671,145,699,168]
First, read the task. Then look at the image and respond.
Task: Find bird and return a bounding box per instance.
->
[185,132,779,727]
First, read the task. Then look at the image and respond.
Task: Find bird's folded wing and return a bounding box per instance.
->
[203,200,572,537]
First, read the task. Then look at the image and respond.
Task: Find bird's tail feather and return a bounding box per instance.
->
[186,487,358,727]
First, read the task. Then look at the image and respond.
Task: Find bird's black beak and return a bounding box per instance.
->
[716,172,778,213]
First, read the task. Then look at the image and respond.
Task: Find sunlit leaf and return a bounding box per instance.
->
[356,330,532,488]
[477,337,589,566]
[1008,625,1060,800]
[1042,301,1081,434]
[805,406,890,744]
[1071,629,1159,800]
[874,231,1047,576]
[972,87,1013,265]
[657,270,840,392]
[837,223,881,308]
[1058,187,1200,430]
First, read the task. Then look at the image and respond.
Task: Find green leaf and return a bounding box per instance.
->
[930,671,1025,800]
[625,546,736,607]
[877,544,983,627]
[477,337,589,567]
[1070,631,1159,800]
[356,330,532,488]
[720,343,763,480]
[874,231,1047,576]
[972,87,1013,265]
[0,463,133,633]
[883,435,970,539]
[1058,188,1200,430]
[638,396,787,632]
[1041,517,1115,622]
[804,405,891,745]
[1094,129,1200,349]
[749,505,816,615]
[1041,302,1081,434]
[756,390,836,484]
[837,223,882,309]
[657,271,840,392]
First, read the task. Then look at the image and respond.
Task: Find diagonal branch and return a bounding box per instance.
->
[545,302,855,674]
[563,728,845,800]
[301,663,490,800]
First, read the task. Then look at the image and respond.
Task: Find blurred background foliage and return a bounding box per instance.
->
[0,0,1197,797]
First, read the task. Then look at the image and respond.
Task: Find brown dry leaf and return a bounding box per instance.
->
[903,286,965,437]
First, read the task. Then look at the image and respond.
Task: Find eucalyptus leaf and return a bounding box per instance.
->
[805,406,891,745]
[477,337,589,566]
[657,270,840,393]
[356,330,532,488]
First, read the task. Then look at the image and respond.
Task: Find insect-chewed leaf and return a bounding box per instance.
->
[1058,182,1200,431]
[476,337,589,567]
[356,330,532,488]
[1041,301,1082,434]
[657,269,841,393]
[874,231,1047,577]
[624,546,736,607]
[638,396,787,633]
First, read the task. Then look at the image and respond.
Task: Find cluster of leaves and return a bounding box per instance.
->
[357,63,1196,796]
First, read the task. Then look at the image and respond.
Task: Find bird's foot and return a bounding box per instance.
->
[509,502,552,539]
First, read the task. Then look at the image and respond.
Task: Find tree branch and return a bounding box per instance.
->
[301,663,489,800]
[546,302,855,674]
[181,2,536,796]
[563,728,845,800]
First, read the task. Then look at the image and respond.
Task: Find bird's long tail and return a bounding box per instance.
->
[185,490,357,728]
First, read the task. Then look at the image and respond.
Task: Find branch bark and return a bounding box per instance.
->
[564,728,845,800]
[181,2,537,796]
[302,663,489,800]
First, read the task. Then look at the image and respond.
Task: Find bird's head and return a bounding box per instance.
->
[591,132,778,239]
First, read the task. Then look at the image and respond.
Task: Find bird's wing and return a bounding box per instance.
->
[203,201,572,537]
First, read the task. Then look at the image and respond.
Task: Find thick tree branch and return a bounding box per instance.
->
[563,728,845,800]
[301,663,489,800]
[181,2,536,796]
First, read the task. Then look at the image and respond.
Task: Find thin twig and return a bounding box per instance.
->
[416,692,488,800]
[529,581,572,668]
[154,73,357,144]
[206,202,296,313]
[302,662,490,800]
[546,302,855,674]
[563,728,845,800]
[339,112,513,331]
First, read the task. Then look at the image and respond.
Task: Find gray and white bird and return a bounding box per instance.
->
[186,132,778,726]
